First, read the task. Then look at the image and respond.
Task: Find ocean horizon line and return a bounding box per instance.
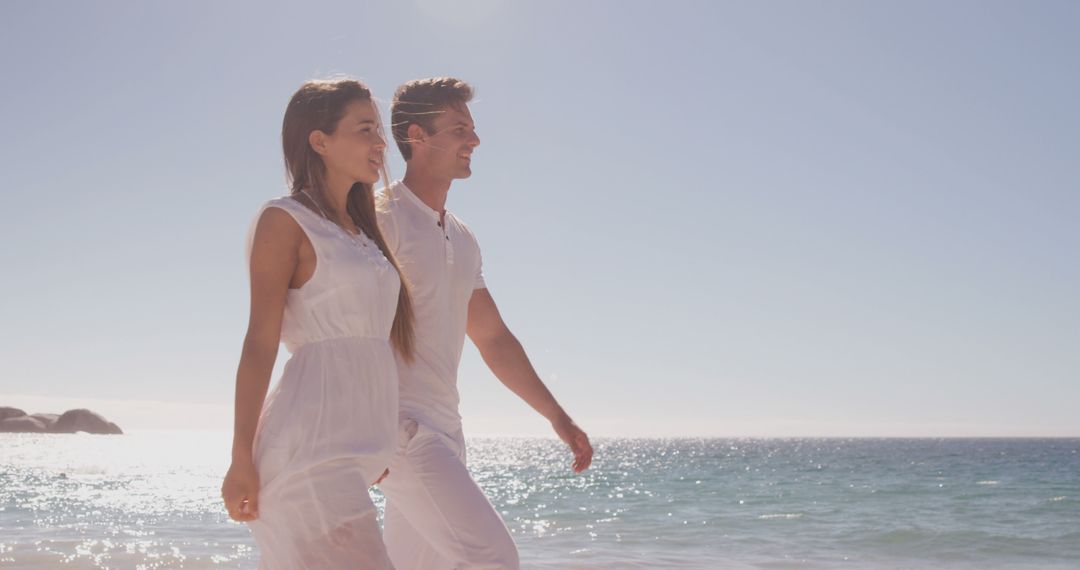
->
[6,429,1078,440]
[4,393,1078,439]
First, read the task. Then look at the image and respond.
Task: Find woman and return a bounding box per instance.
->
[221,78,413,568]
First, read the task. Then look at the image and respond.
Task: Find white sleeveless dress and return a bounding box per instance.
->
[245,196,399,569]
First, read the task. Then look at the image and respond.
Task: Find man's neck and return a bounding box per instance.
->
[402,169,452,216]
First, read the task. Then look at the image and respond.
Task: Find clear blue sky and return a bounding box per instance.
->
[1,1,1077,436]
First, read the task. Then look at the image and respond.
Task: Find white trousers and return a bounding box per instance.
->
[379,420,520,570]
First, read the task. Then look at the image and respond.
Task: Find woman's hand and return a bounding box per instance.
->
[222,458,260,522]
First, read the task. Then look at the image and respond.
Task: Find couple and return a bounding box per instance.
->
[221,76,593,569]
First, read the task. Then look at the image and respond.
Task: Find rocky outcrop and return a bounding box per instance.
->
[31,413,60,426]
[0,407,26,421]
[0,415,49,433]
[0,407,123,434]
[52,409,123,435]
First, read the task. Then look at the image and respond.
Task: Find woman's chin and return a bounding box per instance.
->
[355,172,381,186]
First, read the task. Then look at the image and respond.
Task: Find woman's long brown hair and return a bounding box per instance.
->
[281,78,415,361]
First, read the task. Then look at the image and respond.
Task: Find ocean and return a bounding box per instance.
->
[1,433,1078,569]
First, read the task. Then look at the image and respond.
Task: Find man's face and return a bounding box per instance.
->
[415,104,480,179]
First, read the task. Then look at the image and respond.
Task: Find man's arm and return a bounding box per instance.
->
[466,287,593,472]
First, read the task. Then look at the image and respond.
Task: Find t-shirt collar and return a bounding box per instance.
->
[394,180,442,222]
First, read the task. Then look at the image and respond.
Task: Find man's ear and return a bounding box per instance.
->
[407,123,427,150]
[308,130,329,156]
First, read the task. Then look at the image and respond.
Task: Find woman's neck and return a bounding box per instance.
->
[318,170,357,227]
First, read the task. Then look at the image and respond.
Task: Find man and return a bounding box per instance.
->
[375,77,593,570]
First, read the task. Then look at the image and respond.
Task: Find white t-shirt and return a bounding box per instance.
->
[376,180,485,435]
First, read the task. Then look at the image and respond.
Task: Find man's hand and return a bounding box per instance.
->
[552,415,593,473]
[468,288,593,472]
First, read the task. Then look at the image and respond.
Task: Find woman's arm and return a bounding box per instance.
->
[222,207,303,521]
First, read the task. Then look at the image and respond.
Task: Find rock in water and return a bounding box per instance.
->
[0,415,49,433]
[0,407,122,434]
[52,409,124,435]
[0,407,27,422]
[31,413,60,430]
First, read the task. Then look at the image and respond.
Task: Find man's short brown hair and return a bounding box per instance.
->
[391,77,474,160]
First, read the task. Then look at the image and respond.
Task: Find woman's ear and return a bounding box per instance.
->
[308,130,329,156]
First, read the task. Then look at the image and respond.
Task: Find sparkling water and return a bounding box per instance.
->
[2,433,1078,569]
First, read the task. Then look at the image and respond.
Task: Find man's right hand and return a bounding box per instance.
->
[553,415,593,473]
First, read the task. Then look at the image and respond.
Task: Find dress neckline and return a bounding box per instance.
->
[288,195,375,247]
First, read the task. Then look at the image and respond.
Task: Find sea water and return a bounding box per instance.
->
[2,433,1078,569]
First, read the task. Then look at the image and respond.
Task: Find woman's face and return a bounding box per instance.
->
[318,99,387,186]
